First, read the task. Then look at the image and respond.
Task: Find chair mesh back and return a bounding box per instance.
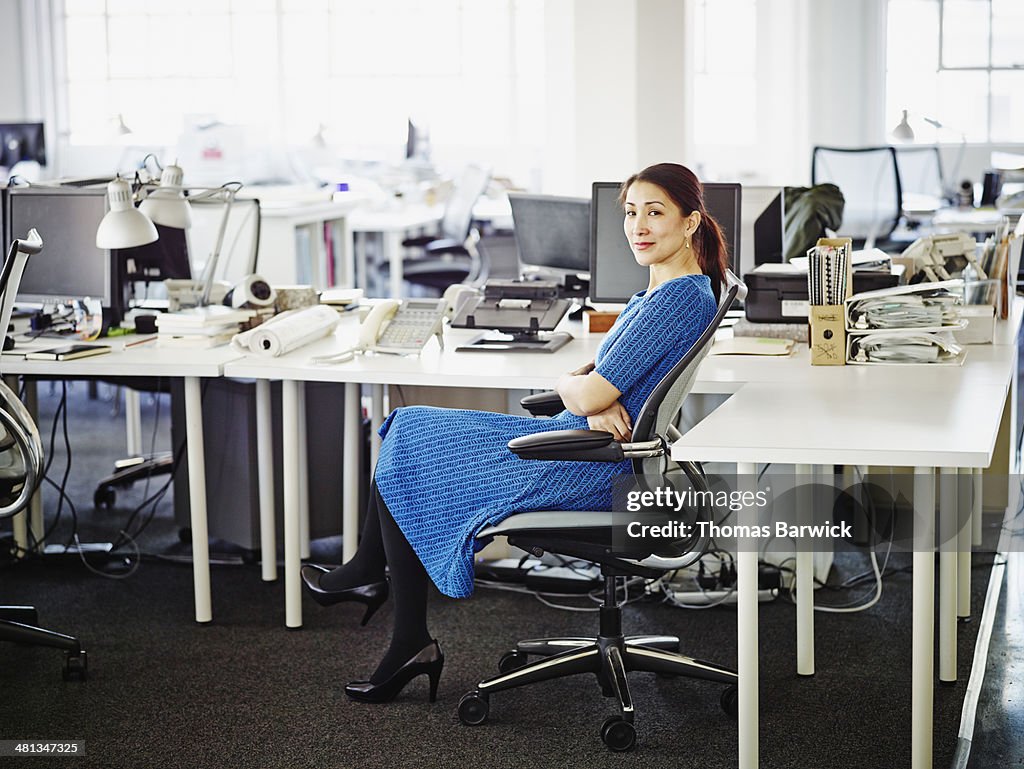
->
[811,146,902,243]
[441,164,492,242]
[631,275,744,476]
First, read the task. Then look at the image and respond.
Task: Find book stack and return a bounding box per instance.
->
[155,306,256,349]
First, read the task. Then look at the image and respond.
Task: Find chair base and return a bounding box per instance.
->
[0,606,88,680]
[459,630,736,750]
[93,452,174,509]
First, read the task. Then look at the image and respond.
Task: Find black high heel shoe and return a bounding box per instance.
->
[345,640,444,704]
[299,564,389,626]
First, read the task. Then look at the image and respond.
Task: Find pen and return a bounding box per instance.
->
[125,335,158,348]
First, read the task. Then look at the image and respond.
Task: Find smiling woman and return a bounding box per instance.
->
[301,161,722,707]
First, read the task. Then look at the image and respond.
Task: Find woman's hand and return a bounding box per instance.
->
[587,401,632,442]
[568,361,596,377]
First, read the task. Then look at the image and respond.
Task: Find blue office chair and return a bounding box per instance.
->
[0,231,88,680]
[457,273,746,752]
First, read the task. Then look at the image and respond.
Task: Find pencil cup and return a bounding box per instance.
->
[809,305,846,365]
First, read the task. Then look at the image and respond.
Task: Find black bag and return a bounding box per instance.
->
[782,184,845,262]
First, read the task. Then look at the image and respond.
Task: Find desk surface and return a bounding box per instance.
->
[2,337,243,378]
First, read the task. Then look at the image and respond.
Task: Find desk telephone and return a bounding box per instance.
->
[313,298,446,364]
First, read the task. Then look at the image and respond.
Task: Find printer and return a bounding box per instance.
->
[743,265,900,323]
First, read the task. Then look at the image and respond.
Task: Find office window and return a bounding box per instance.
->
[692,0,757,147]
[58,0,545,159]
[886,0,1024,143]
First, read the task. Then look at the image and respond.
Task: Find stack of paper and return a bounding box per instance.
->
[156,306,255,349]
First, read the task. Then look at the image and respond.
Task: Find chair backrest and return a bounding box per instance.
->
[632,271,746,459]
[811,146,902,245]
[0,232,45,519]
[440,164,491,242]
[894,146,945,211]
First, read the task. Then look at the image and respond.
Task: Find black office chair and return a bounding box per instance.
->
[811,145,903,249]
[395,164,492,293]
[457,273,746,751]
[0,231,88,680]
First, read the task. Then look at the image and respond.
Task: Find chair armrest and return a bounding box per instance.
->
[520,390,565,416]
[508,429,624,463]
[401,233,439,248]
[423,238,468,255]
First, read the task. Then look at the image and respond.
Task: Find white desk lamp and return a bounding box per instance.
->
[95,177,158,250]
[95,168,241,312]
[139,163,192,229]
[891,109,968,202]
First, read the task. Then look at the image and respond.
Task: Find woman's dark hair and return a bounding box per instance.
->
[618,163,729,300]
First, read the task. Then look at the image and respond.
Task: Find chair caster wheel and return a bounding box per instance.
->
[62,650,87,681]
[497,650,529,674]
[94,486,115,509]
[600,715,637,752]
[458,691,489,726]
[720,685,738,718]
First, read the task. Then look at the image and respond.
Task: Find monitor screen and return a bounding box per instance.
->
[508,193,590,275]
[589,181,742,303]
[5,187,111,307]
[0,122,46,169]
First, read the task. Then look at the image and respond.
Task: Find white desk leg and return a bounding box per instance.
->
[912,467,935,769]
[957,467,972,619]
[184,376,212,624]
[370,384,384,472]
[971,468,983,548]
[282,380,302,629]
[255,380,276,582]
[795,463,814,676]
[125,387,142,456]
[386,231,404,298]
[297,383,310,560]
[938,467,958,683]
[736,461,759,769]
[342,383,361,563]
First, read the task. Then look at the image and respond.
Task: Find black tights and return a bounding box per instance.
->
[319,481,432,684]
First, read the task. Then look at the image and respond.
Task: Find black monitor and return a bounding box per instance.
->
[5,186,112,310]
[508,193,590,298]
[0,122,46,170]
[589,181,742,303]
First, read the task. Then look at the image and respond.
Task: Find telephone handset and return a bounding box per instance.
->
[357,298,446,354]
[311,297,446,364]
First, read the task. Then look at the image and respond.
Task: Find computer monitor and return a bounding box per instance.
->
[4,186,112,310]
[0,122,46,170]
[589,181,742,303]
[508,193,590,295]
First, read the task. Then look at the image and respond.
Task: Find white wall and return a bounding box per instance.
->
[0,0,26,119]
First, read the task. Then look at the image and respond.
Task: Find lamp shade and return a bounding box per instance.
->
[892,109,915,142]
[95,177,158,249]
[139,164,193,229]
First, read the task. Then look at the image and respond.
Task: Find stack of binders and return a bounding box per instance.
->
[844,279,966,365]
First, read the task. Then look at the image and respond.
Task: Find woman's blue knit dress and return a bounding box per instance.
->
[375,273,717,598]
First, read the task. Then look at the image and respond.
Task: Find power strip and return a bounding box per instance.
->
[665,587,777,606]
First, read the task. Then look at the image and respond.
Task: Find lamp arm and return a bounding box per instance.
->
[200,184,241,306]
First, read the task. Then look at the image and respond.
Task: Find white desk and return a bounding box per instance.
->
[671,329,1020,769]
[223,319,599,627]
[3,340,245,625]
[224,303,1020,767]
[348,204,444,298]
[347,196,513,299]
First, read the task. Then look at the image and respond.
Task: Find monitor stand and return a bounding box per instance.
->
[456,331,573,353]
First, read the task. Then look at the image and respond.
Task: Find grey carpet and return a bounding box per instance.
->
[0,381,999,769]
